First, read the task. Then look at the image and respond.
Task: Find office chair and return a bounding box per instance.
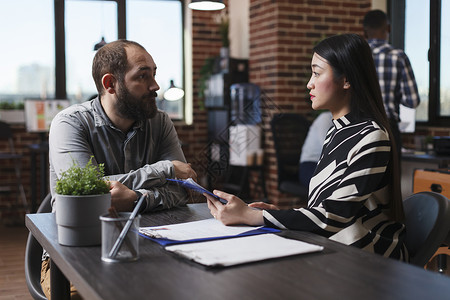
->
[25,193,52,300]
[270,113,310,200]
[412,168,450,272]
[0,120,28,211]
[403,191,450,268]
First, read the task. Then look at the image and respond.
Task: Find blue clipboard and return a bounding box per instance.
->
[167,178,228,204]
[139,226,281,246]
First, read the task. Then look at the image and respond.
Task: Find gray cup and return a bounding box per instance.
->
[100,212,140,262]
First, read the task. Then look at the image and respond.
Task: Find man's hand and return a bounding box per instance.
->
[172,160,198,181]
[109,181,136,211]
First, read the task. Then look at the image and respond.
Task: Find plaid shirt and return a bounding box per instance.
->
[368,39,420,122]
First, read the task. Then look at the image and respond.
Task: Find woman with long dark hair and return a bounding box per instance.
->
[205,34,407,261]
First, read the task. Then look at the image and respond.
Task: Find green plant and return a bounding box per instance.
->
[0,101,24,110]
[55,157,110,196]
[197,56,216,109]
[214,11,230,48]
[218,16,229,47]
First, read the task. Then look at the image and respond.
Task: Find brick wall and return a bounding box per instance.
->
[249,0,371,207]
[0,124,45,225]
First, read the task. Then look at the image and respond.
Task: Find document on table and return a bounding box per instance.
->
[165,233,324,267]
[139,218,280,246]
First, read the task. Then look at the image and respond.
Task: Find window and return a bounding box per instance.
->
[404,0,450,126]
[439,0,450,117]
[0,0,55,104]
[404,0,429,122]
[127,0,184,120]
[66,0,118,102]
[64,0,184,119]
[1,1,184,120]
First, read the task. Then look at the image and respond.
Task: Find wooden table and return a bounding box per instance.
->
[26,203,450,300]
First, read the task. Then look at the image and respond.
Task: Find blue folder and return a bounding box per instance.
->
[139,226,281,246]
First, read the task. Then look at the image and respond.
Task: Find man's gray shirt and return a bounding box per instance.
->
[49,97,189,212]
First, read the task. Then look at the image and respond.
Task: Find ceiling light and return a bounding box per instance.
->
[188,0,225,11]
[94,37,107,51]
[164,80,185,101]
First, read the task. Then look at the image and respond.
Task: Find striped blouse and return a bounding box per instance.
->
[264,112,408,261]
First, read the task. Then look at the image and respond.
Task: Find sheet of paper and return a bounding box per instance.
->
[165,234,324,267]
[139,218,263,241]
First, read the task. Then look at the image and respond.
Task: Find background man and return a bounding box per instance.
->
[363,9,420,155]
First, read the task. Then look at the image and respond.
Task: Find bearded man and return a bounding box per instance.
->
[44,40,197,299]
[49,39,196,213]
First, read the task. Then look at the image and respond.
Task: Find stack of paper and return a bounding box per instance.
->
[139,218,323,267]
[165,234,324,267]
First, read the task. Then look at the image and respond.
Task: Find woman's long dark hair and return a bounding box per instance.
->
[313,33,404,222]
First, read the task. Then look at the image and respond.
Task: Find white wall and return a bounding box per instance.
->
[229,0,249,59]
[371,0,387,11]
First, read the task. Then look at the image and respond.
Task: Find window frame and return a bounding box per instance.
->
[392,0,449,127]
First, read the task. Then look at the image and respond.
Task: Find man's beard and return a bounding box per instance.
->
[115,83,158,121]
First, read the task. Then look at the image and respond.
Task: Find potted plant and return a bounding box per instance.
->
[54,157,111,246]
[0,101,25,124]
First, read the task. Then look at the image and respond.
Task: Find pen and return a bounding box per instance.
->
[108,194,145,259]
[108,206,137,257]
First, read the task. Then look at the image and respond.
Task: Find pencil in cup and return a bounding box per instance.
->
[100,207,140,262]
[108,207,138,257]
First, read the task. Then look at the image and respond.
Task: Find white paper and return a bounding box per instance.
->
[165,234,324,267]
[139,218,263,241]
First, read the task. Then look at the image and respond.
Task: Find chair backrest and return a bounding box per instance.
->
[270,113,310,188]
[25,193,52,300]
[0,120,12,139]
[403,191,450,267]
[0,120,15,152]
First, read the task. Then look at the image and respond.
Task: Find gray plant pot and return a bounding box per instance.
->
[55,193,111,246]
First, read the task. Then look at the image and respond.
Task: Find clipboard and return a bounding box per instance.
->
[167,178,228,204]
[139,218,281,246]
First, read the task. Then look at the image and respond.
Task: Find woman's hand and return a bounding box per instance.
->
[205,190,264,226]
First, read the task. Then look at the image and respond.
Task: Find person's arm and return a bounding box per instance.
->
[105,113,194,187]
[117,113,195,211]
[399,53,421,109]
[263,127,391,236]
[110,179,190,212]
